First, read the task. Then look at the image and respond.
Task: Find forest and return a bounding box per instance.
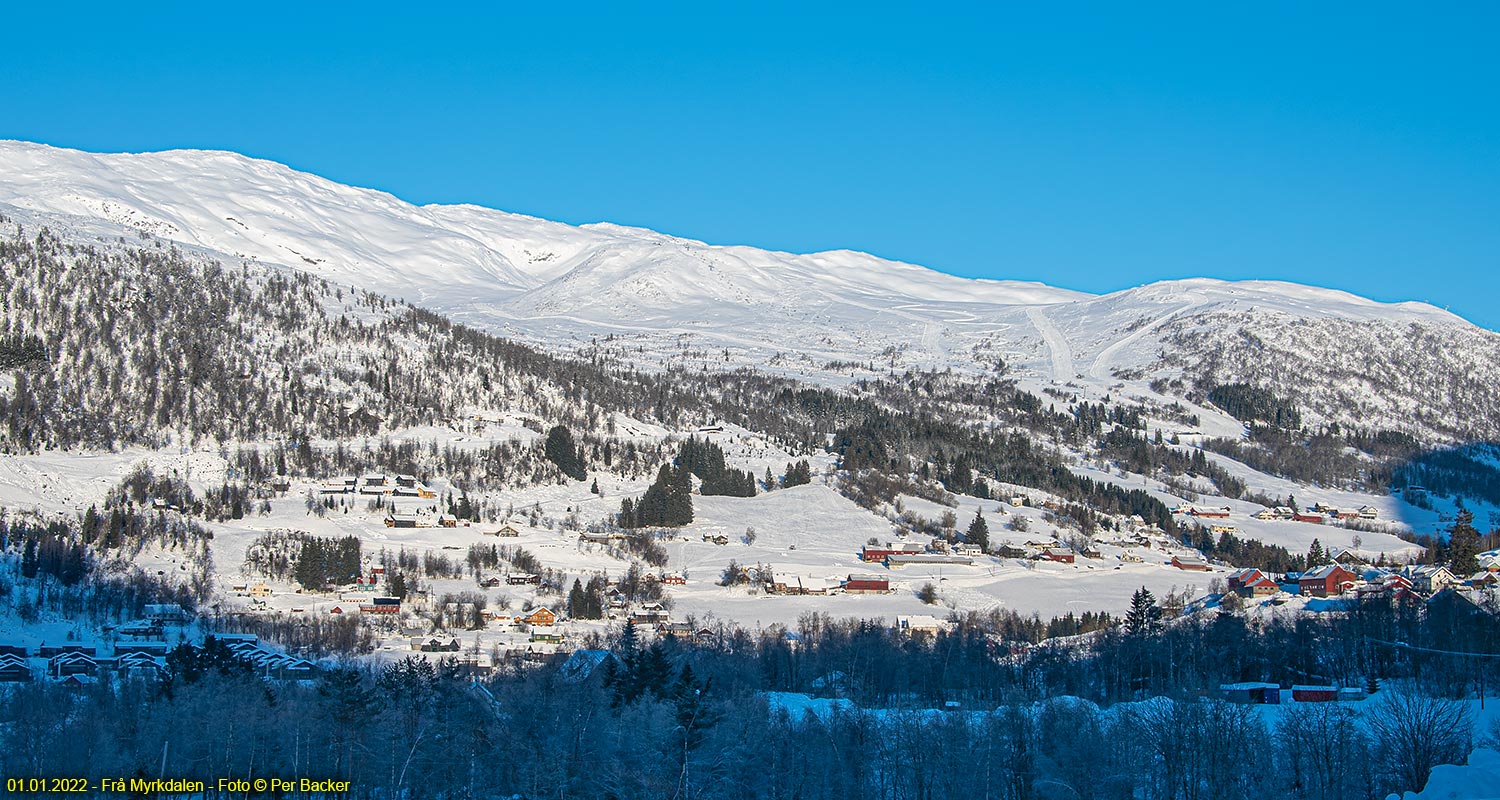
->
[1,592,1496,800]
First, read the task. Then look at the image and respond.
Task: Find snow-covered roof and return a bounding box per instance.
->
[1300,564,1352,581]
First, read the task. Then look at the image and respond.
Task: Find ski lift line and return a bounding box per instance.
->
[1364,636,1500,660]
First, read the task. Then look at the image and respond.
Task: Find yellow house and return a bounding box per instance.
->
[249,582,273,598]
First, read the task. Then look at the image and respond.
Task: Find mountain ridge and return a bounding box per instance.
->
[3,139,1497,444]
[0,139,1466,324]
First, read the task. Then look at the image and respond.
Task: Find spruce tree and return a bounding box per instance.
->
[1125,587,1160,636]
[1448,510,1481,577]
[783,460,812,487]
[609,623,644,706]
[543,425,587,481]
[567,579,587,619]
[966,510,990,551]
[636,642,673,699]
[672,664,716,757]
[1307,538,1327,568]
[20,537,38,579]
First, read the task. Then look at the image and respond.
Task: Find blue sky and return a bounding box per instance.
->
[4,3,1498,327]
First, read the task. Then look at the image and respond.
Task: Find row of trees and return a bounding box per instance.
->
[0,626,1487,800]
[677,436,757,496]
[293,535,363,591]
[619,464,694,528]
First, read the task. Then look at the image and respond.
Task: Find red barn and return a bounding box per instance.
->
[1190,507,1232,519]
[1299,564,1357,597]
[1039,548,1076,564]
[1292,512,1325,524]
[844,575,890,594]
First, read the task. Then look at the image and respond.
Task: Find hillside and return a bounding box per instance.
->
[2,141,1498,653]
[3,141,1497,445]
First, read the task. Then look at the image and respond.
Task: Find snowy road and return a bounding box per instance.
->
[1088,302,1197,381]
[1025,307,1075,382]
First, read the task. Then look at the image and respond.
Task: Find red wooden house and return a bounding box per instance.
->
[1299,564,1357,597]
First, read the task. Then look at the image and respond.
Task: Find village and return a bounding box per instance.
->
[0,411,1490,692]
[3,463,1482,692]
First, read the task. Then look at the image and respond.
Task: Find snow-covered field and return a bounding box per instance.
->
[0,412,1443,648]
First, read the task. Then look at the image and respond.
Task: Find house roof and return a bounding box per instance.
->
[897,615,945,630]
[558,649,619,683]
[1405,564,1456,580]
[1301,564,1352,581]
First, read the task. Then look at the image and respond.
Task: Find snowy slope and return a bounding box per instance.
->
[2,140,1497,440]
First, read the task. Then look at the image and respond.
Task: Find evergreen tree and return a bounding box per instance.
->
[567,579,587,619]
[20,537,38,579]
[966,510,990,551]
[295,538,325,590]
[783,460,813,487]
[636,642,674,699]
[388,571,409,599]
[629,465,694,527]
[1447,510,1481,577]
[543,425,587,481]
[1307,538,1327,568]
[671,664,717,765]
[1125,586,1160,636]
[607,623,644,707]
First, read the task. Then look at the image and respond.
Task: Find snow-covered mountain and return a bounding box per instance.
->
[3,139,1497,441]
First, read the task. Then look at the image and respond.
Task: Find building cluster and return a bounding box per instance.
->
[0,626,314,685]
[0,643,168,686]
[1217,682,1368,704]
[320,474,438,499]
[1223,551,1500,602]
[1173,502,1382,525]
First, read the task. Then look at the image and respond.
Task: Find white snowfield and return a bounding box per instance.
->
[0,141,1487,413]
